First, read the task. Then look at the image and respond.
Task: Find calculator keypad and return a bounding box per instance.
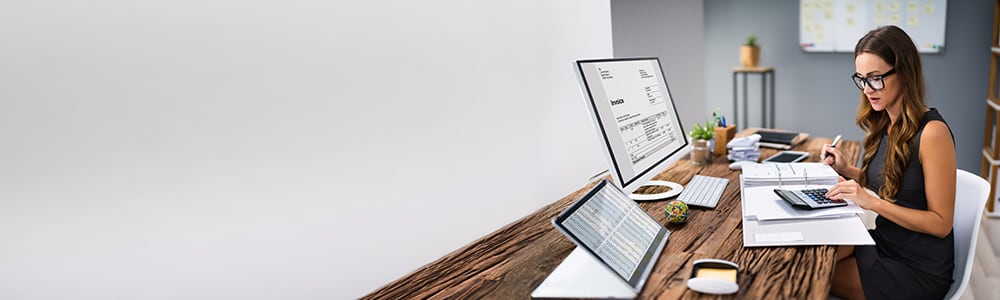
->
[799,188,846,204]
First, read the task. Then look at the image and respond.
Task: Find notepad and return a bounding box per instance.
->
[687,259,740,294]
[696,268,737,282]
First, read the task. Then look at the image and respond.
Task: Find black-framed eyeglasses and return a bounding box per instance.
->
[851,69,896,91]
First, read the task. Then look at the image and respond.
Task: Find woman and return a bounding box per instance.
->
[824,25,957,300]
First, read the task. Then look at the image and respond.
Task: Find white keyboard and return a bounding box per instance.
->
[678,175,730,208]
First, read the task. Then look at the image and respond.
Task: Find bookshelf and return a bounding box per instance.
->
[980,0,1000,217]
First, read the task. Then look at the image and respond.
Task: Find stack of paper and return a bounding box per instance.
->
[727,134,761,162]
[741,162,839,187]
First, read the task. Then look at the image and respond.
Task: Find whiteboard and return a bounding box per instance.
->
[800,0,947,53]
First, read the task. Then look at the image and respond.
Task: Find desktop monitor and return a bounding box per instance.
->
[576,57,691,201]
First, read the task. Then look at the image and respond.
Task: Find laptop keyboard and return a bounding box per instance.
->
[756,130,799,144]
[678,175,729,208]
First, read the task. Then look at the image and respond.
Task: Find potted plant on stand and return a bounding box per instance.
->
[740,34,760,67]
[689,119,715,165]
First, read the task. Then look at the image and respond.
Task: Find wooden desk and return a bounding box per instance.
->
[364,131,859,299]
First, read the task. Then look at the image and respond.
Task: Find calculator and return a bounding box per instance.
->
[773,188,848,209]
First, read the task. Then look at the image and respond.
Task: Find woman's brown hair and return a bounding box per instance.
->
[854,25,928,202]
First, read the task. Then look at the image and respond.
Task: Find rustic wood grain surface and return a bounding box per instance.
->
[364,131,859,299]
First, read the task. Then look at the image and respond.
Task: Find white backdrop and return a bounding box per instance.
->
[0,1,612,298]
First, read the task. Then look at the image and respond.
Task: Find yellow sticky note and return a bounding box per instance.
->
[697,268,737,283]
[889,14,901,23]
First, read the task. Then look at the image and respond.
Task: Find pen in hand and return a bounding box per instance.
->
[823,134,842,160]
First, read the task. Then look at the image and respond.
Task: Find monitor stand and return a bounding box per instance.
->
[531,247,636,299]
[629,180,683,201]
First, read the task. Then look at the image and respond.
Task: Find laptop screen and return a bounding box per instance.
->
[552,179,670,289]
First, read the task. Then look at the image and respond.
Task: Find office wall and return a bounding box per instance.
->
[0,1,611,299]
[611,0,706,130]
[704,0,992,172]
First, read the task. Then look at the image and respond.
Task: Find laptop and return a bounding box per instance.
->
[755,129,808,149]
[532,179,670,299]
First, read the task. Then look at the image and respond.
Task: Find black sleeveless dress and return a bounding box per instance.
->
[855,108,954,299]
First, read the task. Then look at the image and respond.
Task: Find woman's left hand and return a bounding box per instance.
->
[825,179,881,211]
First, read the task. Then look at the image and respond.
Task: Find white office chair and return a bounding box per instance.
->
[944,169,991,300]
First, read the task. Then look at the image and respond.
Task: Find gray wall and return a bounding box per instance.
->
[705,0,992,172]
[612,0,706,130]
[0,1,612,299]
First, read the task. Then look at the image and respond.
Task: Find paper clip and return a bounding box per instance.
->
[803,168,809,188]
[776,165,782,188]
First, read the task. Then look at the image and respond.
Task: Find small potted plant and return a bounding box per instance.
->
[689,119,716,165]
[740,34,760,67]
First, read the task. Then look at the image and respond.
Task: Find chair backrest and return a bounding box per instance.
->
[944,169,991,300]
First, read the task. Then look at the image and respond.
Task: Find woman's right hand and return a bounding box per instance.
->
[826,179,882,211]
[823,144,847,173]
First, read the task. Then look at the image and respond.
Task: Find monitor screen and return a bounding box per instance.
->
[576,57,690,195]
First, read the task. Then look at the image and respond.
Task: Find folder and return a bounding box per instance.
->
[740,176,875,247]
[741,163,839,187]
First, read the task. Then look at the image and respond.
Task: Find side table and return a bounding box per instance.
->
[732,66,775,129]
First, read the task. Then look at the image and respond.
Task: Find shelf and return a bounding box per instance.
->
[989,98,1000,109]
[985,150,1000,164]
[980,0,999,215]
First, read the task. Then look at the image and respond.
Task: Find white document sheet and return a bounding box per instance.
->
[743,184,863,221]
